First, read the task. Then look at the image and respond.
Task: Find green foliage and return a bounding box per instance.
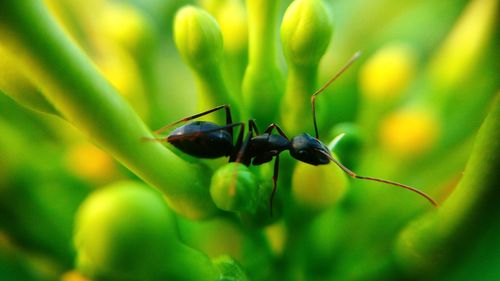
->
[0,0,498,280]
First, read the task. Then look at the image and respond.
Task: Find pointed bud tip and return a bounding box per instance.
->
[281,0,334,66]
[174,6,223,70]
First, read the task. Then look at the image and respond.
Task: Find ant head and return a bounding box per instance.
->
[290,133,331,165]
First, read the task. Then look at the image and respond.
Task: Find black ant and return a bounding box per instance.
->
[146,52,438,215]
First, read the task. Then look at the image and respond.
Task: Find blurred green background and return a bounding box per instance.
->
[0,0,498,280]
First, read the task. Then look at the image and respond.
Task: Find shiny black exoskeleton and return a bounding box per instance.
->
[148,52,438,215]
[152,104,336,214]
[157,104,334,169]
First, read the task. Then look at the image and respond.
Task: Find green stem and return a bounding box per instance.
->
[0,0,216,219]
[246,0,280,67]
[281,65,317,136]
[395,93,500,276]
[0,47,58,116]
[194,64,240,122]
[242,0,284,128]
[164,244,220,281]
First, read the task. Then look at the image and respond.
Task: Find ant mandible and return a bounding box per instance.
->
[147,52,438,215]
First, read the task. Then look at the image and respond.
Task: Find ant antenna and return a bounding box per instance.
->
[311,51,362,139]
[317,150,439,207]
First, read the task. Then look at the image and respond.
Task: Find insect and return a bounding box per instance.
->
[146,52,438,215]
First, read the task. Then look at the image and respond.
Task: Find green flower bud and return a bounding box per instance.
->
[210,163,259,213]
[291,153,349,213]
[281,0,333,67]
[174,6,223,72]
[74,181,178,280]
[280,0,333,135]
[213,255,250,281]
[74,181,218,281]
[173,5,238,122]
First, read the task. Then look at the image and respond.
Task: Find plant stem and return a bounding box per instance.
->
[281,65,317,136]
[0,0,217,219]
[395,93,500,276]
[242,0,284,128]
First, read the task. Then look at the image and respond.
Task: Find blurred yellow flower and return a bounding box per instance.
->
[61,271,91,281]
[215,0,248,54]
[66,142,115,183]
[292,160,348,211]
[264,221,287,256]
[360,43,417,100]
[95,44,148,119]
[98,2,151,53]
[379,107,440,157]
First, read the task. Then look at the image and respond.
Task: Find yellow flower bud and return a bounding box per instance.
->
[98,2,153,53]
[264,221,287,256]
[217,0,248,54]
[379,107,440,157]
[292,156,349,212]
[65,142,116,183]
[360,43,417,100]
[61,271,91,281]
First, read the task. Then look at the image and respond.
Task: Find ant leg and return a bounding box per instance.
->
[310,52,361,139]
[264,123,289,140]
[248,119,260,135]
[230,122,248,162]
[154,104,233,135]
[231,119,261,163]
[269,155,280,216]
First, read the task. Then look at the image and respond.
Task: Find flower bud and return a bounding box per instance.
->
[98,2,154,54]
[379,106,440,157]
[281,0,333,67]
[173,5,237,122]
[174,6,223,71]
[65,141,116,184]
[292,154,349,213]
[279,0,333,135]
[213,255,250,281]
[75,182,221,280]
[74,181,179,280]
[212,0,248,55]
[210,163,259,213]
[61,271,91,281]
[360,43,417,100]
